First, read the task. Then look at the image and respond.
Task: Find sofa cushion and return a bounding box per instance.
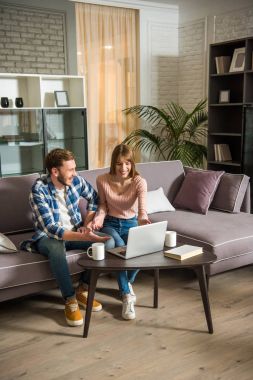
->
[0,173,39,234]
[173,169,224,214]
[0,233,17,253]
[147,187,175,214]
[211,173,250,213]
[149,209,253,275]
[0,232,84,295]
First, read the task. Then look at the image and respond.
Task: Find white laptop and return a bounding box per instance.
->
[107,221,168,259]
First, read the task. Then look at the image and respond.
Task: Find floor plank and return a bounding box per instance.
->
[1,266,253,380]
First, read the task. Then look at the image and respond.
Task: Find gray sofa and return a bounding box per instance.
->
[1,160,253,302]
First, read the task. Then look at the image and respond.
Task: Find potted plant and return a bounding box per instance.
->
[123,99,208,167]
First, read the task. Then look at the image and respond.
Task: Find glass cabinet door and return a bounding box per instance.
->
[43,109,88,170]
[0,110,44,177]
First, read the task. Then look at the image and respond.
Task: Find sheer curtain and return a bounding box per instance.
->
[76,3,139,168]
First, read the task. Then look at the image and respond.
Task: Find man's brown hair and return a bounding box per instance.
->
[109,144,139,178]
[45,148,75,174]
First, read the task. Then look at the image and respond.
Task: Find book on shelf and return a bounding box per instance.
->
[215,56,231,74]
[214,144,232,161]
[164,244,203,260]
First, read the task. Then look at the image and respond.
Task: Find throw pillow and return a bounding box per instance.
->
[146,187,175,214]
[0,233,18,253]
[173,169,224,214]
[211,173,250,213]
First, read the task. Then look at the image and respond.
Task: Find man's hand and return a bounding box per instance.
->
[78,226,90,234]
[78,227,110,242]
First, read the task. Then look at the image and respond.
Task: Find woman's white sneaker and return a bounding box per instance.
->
[128,282,136,303]
[122,294,136,320]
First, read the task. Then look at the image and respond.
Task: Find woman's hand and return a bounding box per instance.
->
[91,220,103,231]
[138,218,151,226]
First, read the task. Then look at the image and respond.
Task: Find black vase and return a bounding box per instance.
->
[15,97,24,108]
[1,97,9,108]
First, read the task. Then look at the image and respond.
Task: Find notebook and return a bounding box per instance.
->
[107,221,168,259]
[164,244,203,260]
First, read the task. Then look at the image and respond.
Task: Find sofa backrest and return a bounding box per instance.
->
[136,161,185,201]
[78,161,185,217]
[0,173,39,234]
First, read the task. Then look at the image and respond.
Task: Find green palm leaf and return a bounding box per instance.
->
[123,99,208,167]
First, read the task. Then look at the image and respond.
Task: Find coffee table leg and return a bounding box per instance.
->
[83,270,99,338]
[195,265,213,334]
[154,269,159,308]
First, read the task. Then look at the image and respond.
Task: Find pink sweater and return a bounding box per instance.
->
[94,173,148,225]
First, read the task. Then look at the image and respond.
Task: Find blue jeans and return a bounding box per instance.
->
[101,215,139,295]
[35,232,115,300]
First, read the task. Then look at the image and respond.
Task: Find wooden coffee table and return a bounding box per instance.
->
[78,250,216,338]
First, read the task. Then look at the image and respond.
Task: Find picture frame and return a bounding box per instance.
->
[229,47,245,72]
[219,90,230,103]
[54,91,69,107]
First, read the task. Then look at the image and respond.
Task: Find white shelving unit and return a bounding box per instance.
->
[0,73,88,177]
[0,73,86,109]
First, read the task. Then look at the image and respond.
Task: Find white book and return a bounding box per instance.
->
[164,244,203,260]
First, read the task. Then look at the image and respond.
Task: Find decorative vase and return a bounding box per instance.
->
[1,97,9,108]
[15,97,24,108]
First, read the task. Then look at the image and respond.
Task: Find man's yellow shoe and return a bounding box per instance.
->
[65,299,83,327]
[76,289,102,312]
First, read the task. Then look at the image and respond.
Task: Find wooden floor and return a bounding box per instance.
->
[1,266,253,380]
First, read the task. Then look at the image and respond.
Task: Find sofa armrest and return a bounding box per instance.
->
[241,182,251,213]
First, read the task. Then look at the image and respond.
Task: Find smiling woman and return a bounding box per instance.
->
[91,143,150,320]
[75,3,139,168]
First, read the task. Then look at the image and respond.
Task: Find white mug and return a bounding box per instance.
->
[165,231,177,247]
[87,243,105,261]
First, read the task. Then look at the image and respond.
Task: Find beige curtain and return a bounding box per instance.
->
[76,3,139,168]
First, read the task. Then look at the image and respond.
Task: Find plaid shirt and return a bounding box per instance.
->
[22,174,98,251]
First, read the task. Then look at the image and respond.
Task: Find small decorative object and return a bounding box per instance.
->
[54,91,69,107]
[15,97,24,108]
[1,97,9,108]
[229,47,245,72]
[215,56,231,74]
[219,90,230,103]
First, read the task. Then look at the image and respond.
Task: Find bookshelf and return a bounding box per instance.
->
[0,74,88,177]
[208,37,253,174]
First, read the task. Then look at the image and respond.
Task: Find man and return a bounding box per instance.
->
[28,148,114,327]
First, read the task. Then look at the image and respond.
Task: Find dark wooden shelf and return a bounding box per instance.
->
[208,132,241,136]
[208,160,241,167]
[210,72,244,77]
[209,103,243,107]
[208,37,253,176]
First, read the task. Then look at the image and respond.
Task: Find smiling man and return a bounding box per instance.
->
[27,148,114,327]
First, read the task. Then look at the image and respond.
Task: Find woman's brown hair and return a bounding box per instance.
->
[109,144,139,178]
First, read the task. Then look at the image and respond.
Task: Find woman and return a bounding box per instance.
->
[92,144,150,320]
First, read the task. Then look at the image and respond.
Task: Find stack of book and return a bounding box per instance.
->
[215,56,231,74]
[214,144,232,162]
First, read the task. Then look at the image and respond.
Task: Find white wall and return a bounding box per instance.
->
[139,6,178,106]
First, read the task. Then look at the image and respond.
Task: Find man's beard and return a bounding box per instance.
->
[57,174,69,187]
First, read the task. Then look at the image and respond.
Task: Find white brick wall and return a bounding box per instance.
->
[178,19,206,112]
[215,7,253,42]
[0,4,66,74]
